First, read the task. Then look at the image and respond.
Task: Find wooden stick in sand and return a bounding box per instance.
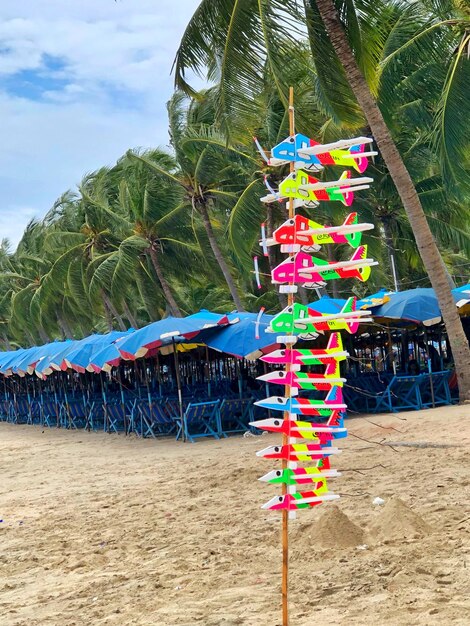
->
[281,85,296,626]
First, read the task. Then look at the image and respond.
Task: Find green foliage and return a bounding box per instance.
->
[0,0,469,347]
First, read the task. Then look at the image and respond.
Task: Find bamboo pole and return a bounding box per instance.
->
[281,85,296,626]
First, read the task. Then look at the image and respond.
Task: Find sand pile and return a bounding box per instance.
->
[369,496,431,542]
[293,505,364,549]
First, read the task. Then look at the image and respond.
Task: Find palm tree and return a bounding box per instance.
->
[126,92,266,312]
[173,0,470,400]
[89,150,202,318]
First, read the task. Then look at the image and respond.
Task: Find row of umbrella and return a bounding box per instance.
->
[0,285,468,379]
[0,310,277,378]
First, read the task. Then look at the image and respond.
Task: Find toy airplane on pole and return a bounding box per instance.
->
[271,245,377,286]
[255,133,377,172]
[262,212,374,251]
[268,298,372,335]
[251,87,378,626]
[260,332,348,365]
[261,169,372,206]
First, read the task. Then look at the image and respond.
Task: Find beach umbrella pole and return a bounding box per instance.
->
[161,333,185,442]
[117,366,128,434]
[205,346,211,398]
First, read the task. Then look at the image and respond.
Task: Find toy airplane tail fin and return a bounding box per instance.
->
[350,245,371,282]
[326,331,342,352]
[351,244,367,262]
[343,212,362,248]
[349,143,368,173]
[341,296,357,314]
[325,385,343,404]
[324,360,340,378]
[317,456,331,470]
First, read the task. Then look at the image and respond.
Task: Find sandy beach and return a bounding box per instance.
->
[1,404,469,625]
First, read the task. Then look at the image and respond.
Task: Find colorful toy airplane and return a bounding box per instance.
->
[259,466,341,486]
[256,443,341,461]
[268,298,372,335]
[271,245,377,286]
[261,170,372,206]
[263,213,374,251]
[249,417,347,440]
[257,361,345,390]
[254,386,347,416]
[261,491,340,511]
[255,133,376,173]
[261,333,348,366]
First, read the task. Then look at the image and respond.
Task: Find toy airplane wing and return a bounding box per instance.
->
[262,492,340,511]
[258,467,341,485]
[297,136,373,156]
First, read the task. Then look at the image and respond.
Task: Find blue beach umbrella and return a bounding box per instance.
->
[117,310,231,360]
[373,288,442,325]
[64,330,134,373]
[203,312,278,360]
[0,348,28,375]
[88,337,127,373]
[453,283,470,309]
[34,339,84,377]
[307,295,348,313]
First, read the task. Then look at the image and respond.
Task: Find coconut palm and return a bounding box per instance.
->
[174,0,470,400]
[126,92,267,312]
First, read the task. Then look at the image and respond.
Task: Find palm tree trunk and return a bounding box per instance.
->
[38,326,50,344]
[123,301,139,329]
[101,290,125,331]
[57,314,73,339]
[2,333,11,350]
[196,200,246,312]
[102,292,126,331]
[102,299,114,332]
[315,0,470,402]
[148,247,182,317]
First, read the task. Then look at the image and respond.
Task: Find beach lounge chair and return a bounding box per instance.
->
[418,371,452,408]
[137,400,176,438]
[41,399,63,427]
[175,400,221,443]
[219,398,252,436]
[371,374,422,413]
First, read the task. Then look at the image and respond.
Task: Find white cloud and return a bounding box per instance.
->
[0,0,201,248]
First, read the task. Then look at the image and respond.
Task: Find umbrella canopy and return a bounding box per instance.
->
[34,338,93,377]
[202,312,278,360]
[373,287,469,326]
[88,337,127,373]
[373,288,442,326]
[0,348,28,376]
[307,296,348,313]
[117,310,231,360]
[12,341,72,376]
[64,330,134,373]
[453,283,470,310]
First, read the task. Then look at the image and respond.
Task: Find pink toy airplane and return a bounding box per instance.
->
[261,332,348,366]
[271,245,376,286]
[257,360,345,390]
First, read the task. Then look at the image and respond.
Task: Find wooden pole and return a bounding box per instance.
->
[281,85,296,626]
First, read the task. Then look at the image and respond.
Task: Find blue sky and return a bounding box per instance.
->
[0,0,201,248]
